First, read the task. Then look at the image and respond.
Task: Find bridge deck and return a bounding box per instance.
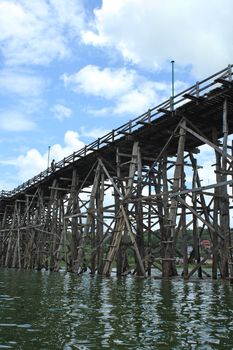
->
[1,65,233,279]
[1,65,233,201]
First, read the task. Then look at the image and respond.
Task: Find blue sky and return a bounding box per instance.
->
[0,0,232,190]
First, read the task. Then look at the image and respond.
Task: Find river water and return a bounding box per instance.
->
[0,269,233,349]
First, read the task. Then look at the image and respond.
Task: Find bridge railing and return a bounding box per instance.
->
[1,64,232,199]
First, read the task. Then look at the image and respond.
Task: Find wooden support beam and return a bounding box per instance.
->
[183,122,233,162]
[170,179,233,197]
[136,121,152,126]
[215,77,233,87]
[157,108,172,115]
[176,196,223,240]
[183,93,204,102]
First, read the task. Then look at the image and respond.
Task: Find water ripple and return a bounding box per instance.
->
[0,270,233,349]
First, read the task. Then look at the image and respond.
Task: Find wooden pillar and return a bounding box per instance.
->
[0,206,9,266]
[23,195,36,269]
[5,202,17,267]
[147,174,152,276]
[96,170,105,274]
[116,147,124,276]
[69,168,80,272]
[156,156,170,276]
[12,201,21,268]
[49,179,59,271]
[135,145,144,275]
[212,128,221,279]
[165,120,186,277]
[219,99,230,278]
[53,194,65,271]
[102,141,145,277]
[74,161,102,274]
[189,153,202,278]
[181,171,188,278]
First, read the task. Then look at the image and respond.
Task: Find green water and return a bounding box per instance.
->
[0,269,233,349]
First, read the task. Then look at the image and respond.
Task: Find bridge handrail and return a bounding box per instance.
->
[1,64,232,199]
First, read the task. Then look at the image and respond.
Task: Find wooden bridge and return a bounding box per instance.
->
[1,64,233,279]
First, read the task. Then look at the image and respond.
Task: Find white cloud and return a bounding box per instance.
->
[82,0,233,77]
[51,104,72,121]
[0,0,84,66]
[81,30,108,46]
[63,130,85,153]
[8,130,85,182]
[62,65,136,99]
[0,111,36,131]
[17,148,47,180]
[114,82,161,115]
[62,64,187,116]
[0,69,46,97]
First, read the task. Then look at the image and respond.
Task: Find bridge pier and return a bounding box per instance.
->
[1,65,233,280]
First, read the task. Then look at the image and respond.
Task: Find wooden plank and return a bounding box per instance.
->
[183,93,204,102]
[157,107,172,115]
[170,179,233,197]
[215,77,233,87]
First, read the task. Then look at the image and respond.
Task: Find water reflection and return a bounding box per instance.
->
[0,269,233,349]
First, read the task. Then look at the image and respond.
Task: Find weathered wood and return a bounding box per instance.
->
[1,65,233,281]
[181,172,188,279]
[212,127,221,279]
[219,99,230,278]
[121,205,145,276]
[69,168,81,272]
[183,122,233,163]
[74,161,102,274]
[165,120,186,277]
[189,153,202,278]
[96,170,105,274]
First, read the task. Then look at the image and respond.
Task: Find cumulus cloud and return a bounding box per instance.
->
[51,104,73,121]
[62,64,187,116]
[10,130,85,181]
[17,148,48,180]
[114,82,161,115]
[62,65,136,99]
[0,0,85,66]
[82,0,233,77]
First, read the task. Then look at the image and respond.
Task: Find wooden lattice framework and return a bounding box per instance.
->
[1,65,233,279]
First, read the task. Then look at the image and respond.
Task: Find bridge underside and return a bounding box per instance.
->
[1,68,233,279]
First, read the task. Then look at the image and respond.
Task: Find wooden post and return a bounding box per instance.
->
[147,174,152,276]
[69,168,80,272]
[49,179,59,271]
[181,171,188,278]
[135,145,144,275]
[116,147,124,276]
[219,99,230,278]
[189,153,202,278]
[212,128,221,279]
[96,170,105,274]
[165,120,186,277]
[5,202,17,267]
[102,141,145,276]
[74,161,102,274]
